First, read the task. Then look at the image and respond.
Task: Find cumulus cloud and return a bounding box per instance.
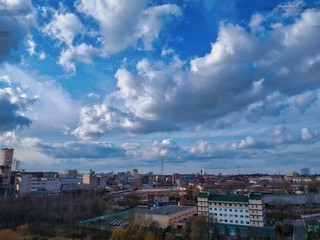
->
[73,104,179,140]
[73,5,320,139]
[76,0,181,54]
[35,141,125,159]
[34,1,179,71]
[271,125,320,145]
[294,91,317,111]
[0,64,79,139]
[0,0,33,61]
[0,81,37,132]
[43,12,83,46]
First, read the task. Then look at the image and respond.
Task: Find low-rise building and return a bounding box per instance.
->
[16,173,61,195]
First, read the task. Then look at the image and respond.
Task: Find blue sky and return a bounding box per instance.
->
[0,0,320,174]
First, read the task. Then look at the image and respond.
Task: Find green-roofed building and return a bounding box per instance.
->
[197,191,265,227]
[197,191,276,238]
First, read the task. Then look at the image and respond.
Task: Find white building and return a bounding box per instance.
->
[198,191,265,227]
[17,173,61,195]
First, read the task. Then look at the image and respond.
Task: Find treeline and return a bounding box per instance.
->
[0,191,111,238]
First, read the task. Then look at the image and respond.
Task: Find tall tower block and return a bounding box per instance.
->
[1,148,14,167]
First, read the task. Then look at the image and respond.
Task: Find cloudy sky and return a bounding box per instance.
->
[0,0,319,174]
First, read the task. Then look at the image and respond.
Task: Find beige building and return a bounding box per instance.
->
[135,205,197,229]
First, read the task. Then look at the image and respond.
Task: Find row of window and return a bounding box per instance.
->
[210,208,248,213]
[250,210,262,214]
[209,202,248,207]
[215,218,249,225]
[249,204,262,209]
[215,213,249,218]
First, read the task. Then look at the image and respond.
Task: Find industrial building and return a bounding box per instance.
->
[135,205,197,229]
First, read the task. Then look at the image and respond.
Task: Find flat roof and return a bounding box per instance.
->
[209,194,248,203]
[263,194,320,205]
[136,205,196,216]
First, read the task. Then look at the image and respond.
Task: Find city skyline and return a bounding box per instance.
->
[0,0,320,174]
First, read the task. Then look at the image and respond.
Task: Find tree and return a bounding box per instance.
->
[190,216,208,240]
[0,229,20,240]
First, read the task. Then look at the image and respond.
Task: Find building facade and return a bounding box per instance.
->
[135,205,197,229]
[197,191,265,227]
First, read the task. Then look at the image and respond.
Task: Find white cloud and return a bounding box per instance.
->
[1,64,79,139]
[76,0,181,54]
[249,13,264,31]
[25,35,36,56]
[43,12,83,46]
[301,128,313,141]
[135,4,181,50]
[74,6,320,138]
[0,0,34,61]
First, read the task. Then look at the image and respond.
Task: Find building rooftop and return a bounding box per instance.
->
[136,205,195,216]
[209,194,249,203]
[198,191,263,202]
[263,194,320,205]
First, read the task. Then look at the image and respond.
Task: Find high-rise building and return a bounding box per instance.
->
[1,148,14,167]
[301,168,310,175]
[0,148,14,195]
[130,169,139,177]
[11,160,21,171]
[64,169,77,179]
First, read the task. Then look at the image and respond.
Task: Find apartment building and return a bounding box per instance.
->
[197,191,265,227]
[16,173,62,195]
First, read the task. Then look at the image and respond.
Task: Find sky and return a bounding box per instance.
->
[0,0,320,175]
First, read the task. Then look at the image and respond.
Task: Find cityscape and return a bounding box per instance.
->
[1,0,320,239]
[1,147,320,239]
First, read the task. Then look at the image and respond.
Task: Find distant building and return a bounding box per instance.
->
[130,169,139,177]
[286,171,299,177]
[64,169,77,179]
[43,171,59,178]
[147,194,178,207]
[82,173,99,187]
[16,173,61,196]
[11,160,21,172]
[1,148,14,166]
[0,148,14,191]
[301,168,310,175]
